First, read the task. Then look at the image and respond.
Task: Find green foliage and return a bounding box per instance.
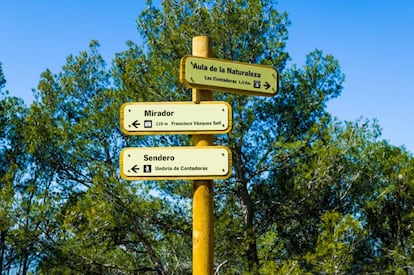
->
[1,63,34,274]
[1,1,414,274]
[0,63,6,92]
[304,211,366,273]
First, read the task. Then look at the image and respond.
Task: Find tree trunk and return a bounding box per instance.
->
[234,144,259,273]
[0,230,5,275]
[131,218,166,275]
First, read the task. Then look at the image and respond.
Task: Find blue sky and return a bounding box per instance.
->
[1,1,413,152]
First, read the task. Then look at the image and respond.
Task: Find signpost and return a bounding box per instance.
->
[189,36,215,275]
[120,101,232,135]
[180,55,278,96]
[119,36,279,275]
[120,146,231,180]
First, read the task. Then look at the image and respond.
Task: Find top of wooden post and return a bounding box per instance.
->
[192,36,212,58]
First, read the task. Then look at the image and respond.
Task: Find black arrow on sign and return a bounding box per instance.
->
[264,82,271,90]
[131,165,140,173]
[132,120,140,128]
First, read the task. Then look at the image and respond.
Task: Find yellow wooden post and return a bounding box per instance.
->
[192,36,214,275]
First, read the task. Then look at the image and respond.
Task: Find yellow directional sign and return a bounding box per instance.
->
[120,101,232,135]
[180,55,278,96]
[120,146,232,180]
